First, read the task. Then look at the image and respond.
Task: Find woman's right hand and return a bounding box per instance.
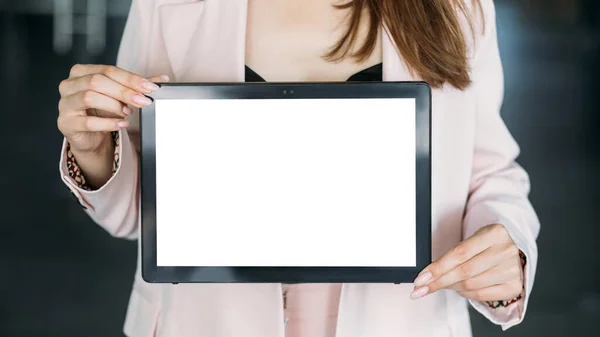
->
[58,64,167,153]
[57,64,168,188]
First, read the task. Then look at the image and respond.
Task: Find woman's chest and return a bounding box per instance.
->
[245,0,382,82]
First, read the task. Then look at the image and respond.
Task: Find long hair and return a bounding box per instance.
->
[326,0,482,90]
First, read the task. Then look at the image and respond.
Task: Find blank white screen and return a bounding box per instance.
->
[155,98,416,267]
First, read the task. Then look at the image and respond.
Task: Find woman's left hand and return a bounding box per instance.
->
[410,224,523,302]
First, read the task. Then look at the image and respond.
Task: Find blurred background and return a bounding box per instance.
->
[0,0,599,336]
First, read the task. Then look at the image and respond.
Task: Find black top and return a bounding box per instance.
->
[245,63,383,82]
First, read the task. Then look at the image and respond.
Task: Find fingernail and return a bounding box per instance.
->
[160,75,170,82]
[117,120,129,128]
[141,79,160,91]
[410,286,429,300]
[133,95,152,106]
[123,106,133,115]
[414,271,433,286]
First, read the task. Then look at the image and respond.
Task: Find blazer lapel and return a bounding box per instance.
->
[158,0,248,82]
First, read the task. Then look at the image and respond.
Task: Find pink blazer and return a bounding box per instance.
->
[59,0,540,336]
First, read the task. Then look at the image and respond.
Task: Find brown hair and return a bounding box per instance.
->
[327,0,482,90]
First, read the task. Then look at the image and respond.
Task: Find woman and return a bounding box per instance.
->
[56,0,540,336]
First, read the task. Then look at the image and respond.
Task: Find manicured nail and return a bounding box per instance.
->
[133,95,152,106]
[160,75,170,82]
[414,271,432,286]
[141,79,160,91]
[410,286,429,300]
[122,106,133,115]
[117,120,130,128]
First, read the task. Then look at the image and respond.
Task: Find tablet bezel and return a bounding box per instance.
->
[140,82,431,284]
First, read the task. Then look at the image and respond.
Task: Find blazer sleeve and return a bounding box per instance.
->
[58,0,151,240]
[462,0,541,330]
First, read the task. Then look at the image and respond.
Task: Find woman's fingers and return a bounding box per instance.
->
[58,115,128,136]
[68,64,160,95]
[413,232,491,288]
[447,260,523,293]
[74,115,129,133]
[59,91,129,118]
[147,75,170,83]
[457,280,523,302]
[413,225,515,288]
[57,65,169,139]
[423,247,506,294]
[410,249,500,300]
[59,74,154,109]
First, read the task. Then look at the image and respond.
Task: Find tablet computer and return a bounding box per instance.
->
[140,82,431,284]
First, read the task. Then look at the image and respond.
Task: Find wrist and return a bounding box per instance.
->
[68,134,116,190]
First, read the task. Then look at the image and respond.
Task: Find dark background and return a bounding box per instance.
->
[1,0,599,336]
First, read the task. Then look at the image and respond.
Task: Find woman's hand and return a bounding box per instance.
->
[410,224,523,302]
[57,64,168,188]
[58,64,167,153]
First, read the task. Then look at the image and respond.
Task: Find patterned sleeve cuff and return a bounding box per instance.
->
[485,250,527,309]
[65,132,120,191]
